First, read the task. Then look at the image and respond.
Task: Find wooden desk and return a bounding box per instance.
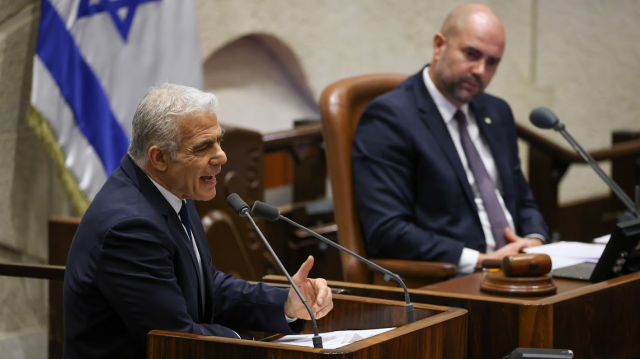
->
[148,295,467,359]
[422,272,640,359]
[264,272,640,359]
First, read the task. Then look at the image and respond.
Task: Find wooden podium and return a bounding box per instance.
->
[265,271,640,359]
[147,294,467,358]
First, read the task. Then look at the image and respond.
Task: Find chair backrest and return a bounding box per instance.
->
[320,73,408,283]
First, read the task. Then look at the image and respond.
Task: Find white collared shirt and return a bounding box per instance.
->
[422,67,516,273]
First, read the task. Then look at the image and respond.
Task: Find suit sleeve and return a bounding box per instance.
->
[504,105,550,242]
[353,101,466,264]
[204,257,306,334]
[95,217,241,351]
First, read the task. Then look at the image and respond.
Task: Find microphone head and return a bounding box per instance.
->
[251,201,281,222]
[529,106,560,129]
[226,193,249,216]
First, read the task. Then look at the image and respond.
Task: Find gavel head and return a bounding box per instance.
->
[502,253,552,277]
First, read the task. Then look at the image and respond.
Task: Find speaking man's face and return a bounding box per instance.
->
[164,112,227,201]
[431,19,505,107]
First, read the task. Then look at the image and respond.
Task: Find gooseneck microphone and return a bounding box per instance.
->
[251,200,416,324]
[226,194,323,348]
[529,107,639,218]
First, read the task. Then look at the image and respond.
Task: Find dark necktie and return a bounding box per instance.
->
[454,110,509,249]
[179,200,194,242]
[179,200,205,314]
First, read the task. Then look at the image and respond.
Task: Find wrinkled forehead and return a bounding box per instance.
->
[177,112,221,139]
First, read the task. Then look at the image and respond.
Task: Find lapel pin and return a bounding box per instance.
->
[484,117,492,125]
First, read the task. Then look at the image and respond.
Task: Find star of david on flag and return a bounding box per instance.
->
[30,0,203,213]
[77,0,160,41]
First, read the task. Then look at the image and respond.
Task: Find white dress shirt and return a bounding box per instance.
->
[422,68,517,273]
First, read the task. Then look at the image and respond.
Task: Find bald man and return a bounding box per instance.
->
[352,3,548,274]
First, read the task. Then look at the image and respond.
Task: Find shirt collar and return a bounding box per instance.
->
[147,175,183,215]
[422,66,471,124]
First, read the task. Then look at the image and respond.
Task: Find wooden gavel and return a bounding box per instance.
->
[481,253,552,277]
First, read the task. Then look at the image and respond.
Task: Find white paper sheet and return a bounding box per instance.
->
[272,327,396,349]
[523,241,607,270]
[593,234,611,244]
[523,241,605,261]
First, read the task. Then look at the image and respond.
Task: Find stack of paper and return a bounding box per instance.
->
[523,241,606,270]
[592,234,611,244]
[272,327,395,349]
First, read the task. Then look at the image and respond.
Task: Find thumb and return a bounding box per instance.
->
[504,227,518,243]
[293,256,314,281]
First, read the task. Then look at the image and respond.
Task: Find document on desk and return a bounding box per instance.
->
[523,241,606,270]
[593,234,611,244]
[272,327,395,349]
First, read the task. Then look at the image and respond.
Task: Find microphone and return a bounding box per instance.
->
[529,107,560,129]
[529,107,639,219]
[251,200,416,324]
[226,194,323,348]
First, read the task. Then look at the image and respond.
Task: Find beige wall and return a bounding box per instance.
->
[0,0,639,356]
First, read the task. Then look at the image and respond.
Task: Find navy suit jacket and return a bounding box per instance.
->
[352,70,548,265]
[63,155,304,359]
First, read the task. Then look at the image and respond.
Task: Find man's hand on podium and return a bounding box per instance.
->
[284,256,334,320]
[504,228,544,249]
[477,228,544,265]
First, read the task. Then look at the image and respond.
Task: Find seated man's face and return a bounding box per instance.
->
[432,16,505,106]
[165,112,226,201]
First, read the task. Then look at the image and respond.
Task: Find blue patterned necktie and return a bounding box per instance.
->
[454,110,509,249]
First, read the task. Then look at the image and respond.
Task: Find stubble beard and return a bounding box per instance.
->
[434,50,485,105]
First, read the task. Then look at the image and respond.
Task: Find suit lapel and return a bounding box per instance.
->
[410,73,477,211]
[120,155,204,312]
[470,99,515,204]
[168,214,203,290]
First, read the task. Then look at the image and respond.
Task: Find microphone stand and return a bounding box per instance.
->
[552,122,639,219]
[227,194,323,349]
[278,215,416,324]
[244,214,323,348]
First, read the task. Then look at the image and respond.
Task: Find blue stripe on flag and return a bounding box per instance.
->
[37,0,129,175]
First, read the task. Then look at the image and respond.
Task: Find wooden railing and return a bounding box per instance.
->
[521,126,640,241]
[0,262,65,280]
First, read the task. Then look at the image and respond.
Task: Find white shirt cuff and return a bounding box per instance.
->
[285,315,297,323]
[525,233,547,243]
[458,248,480,274]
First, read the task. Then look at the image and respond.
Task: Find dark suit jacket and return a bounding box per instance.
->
[63,155,304,359]
[352,70,548,265]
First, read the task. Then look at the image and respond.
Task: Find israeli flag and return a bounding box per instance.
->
[30,0,202,213]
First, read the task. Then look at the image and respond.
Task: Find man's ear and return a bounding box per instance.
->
[432,32,447,61]
[147,145,169,171]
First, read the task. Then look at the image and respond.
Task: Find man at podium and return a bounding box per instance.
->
[63,84,334,359]
[352,3,549,274]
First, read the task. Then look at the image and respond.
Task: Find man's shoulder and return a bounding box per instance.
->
[82,167,163,236]
[368,72,422,110]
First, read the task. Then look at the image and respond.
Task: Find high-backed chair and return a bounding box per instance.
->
[320,74,457,287]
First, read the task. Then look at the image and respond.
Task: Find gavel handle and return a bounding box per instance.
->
[481,259,502,269]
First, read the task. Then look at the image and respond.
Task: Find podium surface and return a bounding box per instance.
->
[265,271,640,359]
[148,294,467,358]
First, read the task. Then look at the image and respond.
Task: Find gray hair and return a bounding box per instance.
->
[128,83,219,168]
